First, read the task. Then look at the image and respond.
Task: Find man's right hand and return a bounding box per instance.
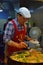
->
[18,42,28,49]
[7,40,28,49]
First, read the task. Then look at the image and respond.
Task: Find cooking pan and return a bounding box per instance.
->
[8,49,43,65]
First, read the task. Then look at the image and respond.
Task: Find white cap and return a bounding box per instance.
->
[17,7,31,18]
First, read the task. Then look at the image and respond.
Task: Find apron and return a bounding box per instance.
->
[7,20,26,55]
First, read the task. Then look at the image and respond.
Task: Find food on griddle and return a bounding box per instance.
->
[10,49,43,63]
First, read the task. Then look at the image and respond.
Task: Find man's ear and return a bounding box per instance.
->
[25,24,27,28]
[24,23,27,32]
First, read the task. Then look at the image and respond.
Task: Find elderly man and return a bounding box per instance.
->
[3,7,32,56]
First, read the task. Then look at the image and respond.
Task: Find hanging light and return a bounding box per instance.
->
[0,8,3,12]
[0,3,3,12]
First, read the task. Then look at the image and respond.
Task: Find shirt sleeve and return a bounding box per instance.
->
[3,21,15,43]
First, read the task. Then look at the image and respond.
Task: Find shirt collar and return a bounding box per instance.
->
[14,18,24,28]
[14,18,19,26]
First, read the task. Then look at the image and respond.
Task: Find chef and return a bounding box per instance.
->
[3,7,32,63]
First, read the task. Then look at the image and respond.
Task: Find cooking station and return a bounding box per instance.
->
[7,26,43,65]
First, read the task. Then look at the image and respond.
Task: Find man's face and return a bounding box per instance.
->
[18,14,29,26]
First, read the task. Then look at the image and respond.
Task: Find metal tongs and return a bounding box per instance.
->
[24,47,31,50]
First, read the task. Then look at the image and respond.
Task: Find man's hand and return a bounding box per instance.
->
[25,35,32,41]
[7,40,28,49]
[19,42,28,49]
